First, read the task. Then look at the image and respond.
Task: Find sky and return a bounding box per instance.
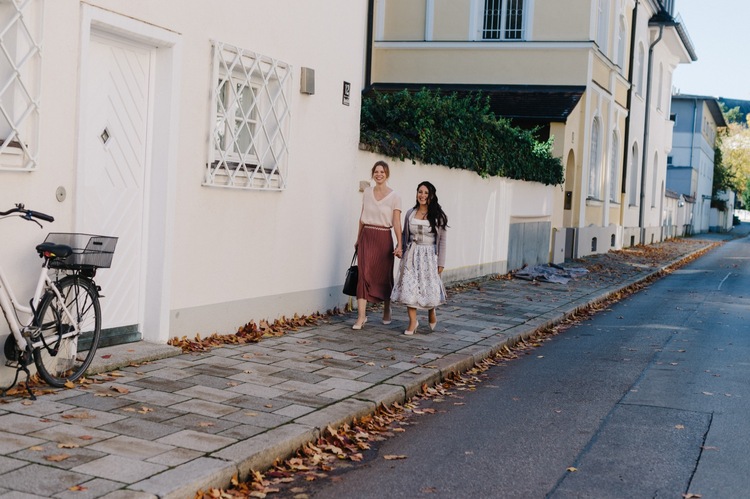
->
[671,0,750,101]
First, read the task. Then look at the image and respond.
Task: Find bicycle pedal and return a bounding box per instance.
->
[21,327,40,339]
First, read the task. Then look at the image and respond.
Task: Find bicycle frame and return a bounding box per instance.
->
[0,263,80,352]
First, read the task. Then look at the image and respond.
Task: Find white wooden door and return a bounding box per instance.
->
[78,34,152,338]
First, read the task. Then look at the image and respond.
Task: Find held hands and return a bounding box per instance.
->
[394,244,403,258]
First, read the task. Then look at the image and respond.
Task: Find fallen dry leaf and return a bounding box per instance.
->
[62,411,93,420]
[44,453,70,462]
[383,455,407,460]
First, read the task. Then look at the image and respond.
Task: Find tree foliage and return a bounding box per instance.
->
[360,88,564,186]
[719,100,750,126]
[712,141,741,202]
[718,123,750,206]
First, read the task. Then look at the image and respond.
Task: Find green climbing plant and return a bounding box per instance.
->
[360,88,564,186]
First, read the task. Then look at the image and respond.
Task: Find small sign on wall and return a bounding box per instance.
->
[342,81,350,106]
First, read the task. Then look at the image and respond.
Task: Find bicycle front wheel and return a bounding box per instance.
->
[33,275,102,387]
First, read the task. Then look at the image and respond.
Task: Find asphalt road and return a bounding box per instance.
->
[293,234,750,499]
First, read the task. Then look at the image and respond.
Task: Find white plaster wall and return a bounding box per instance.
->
[356,153,547,284]
[0,0,371,341]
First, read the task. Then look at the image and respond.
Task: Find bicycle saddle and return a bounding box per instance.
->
[36,242,73,259]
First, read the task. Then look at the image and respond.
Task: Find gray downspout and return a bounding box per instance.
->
[620,0,639,212]
[365,0,375,89]
[638,24,664,243]
[689,97,697,189]
[688,97,697,232]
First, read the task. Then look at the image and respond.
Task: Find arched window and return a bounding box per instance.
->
[651,151,659,207]
[629,143,639,205]
[636,44,645,97]
[657,63,664,110]
[616,16,627,70]
[588,118,602,199]
[596,0,609,53]
[609,132,619,202]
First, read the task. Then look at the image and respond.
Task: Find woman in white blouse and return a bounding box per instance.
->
[352,161,403,329]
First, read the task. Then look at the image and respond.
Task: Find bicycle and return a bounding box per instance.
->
[0,204,117,399]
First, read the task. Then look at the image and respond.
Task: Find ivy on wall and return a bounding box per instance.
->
[360,88,564,186]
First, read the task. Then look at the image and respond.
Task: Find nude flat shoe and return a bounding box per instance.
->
[352,317,368,330]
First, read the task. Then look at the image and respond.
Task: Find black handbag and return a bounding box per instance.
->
[343,252,358,296]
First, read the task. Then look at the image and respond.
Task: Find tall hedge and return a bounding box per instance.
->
[360,88,564,186]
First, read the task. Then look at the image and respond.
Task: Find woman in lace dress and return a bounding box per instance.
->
[391,181,448,335]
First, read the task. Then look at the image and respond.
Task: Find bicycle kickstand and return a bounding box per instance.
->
[0,363,36,401]
[19,363,36,400]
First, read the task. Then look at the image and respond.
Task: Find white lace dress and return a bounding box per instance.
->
[391,215,446,309]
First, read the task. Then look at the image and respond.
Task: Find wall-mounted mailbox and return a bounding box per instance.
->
[300,67,315,95]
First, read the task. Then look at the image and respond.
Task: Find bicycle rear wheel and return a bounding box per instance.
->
[33,275,101,387]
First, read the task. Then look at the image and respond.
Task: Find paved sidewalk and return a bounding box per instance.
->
[0,227,747,498]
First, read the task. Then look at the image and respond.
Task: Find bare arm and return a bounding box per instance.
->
[355,204,364,249]
[392,209,402,257]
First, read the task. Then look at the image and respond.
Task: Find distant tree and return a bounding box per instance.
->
[720,103,744,124]
[719,123,750,203]
[712,140,740,196]
[719,99,750,126]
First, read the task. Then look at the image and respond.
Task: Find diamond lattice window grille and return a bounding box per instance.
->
[205,40,292,190]
[0,0,42,171]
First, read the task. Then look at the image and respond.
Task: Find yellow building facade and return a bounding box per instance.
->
[367,0,695,258]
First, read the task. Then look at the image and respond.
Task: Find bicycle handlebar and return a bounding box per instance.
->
[0,203,54,223]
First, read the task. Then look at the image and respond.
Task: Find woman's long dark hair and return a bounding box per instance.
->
[413,181,448,233]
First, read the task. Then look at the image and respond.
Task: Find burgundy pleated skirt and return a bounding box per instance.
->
[357,225,394,303]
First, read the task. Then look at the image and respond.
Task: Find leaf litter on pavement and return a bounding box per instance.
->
[194,237,722,498]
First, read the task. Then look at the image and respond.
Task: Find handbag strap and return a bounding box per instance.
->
[350,250,357,266]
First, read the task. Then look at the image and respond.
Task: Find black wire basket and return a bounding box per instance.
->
[43,233,118,270]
